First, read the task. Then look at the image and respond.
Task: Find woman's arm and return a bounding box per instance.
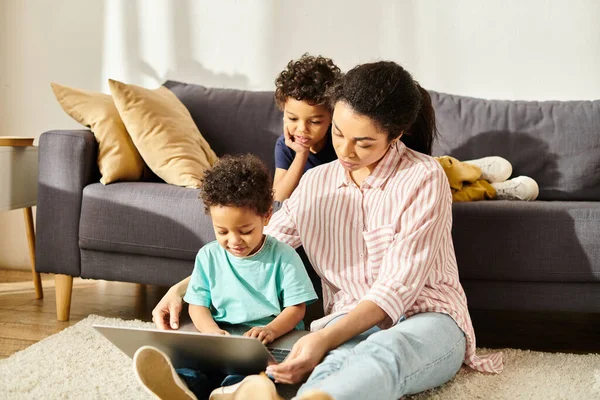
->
[152,276,191,330]
[189,304,229,335]
[361,168,451,327]
[264,189,303,250]
[313,301,386,349]
[265,301,386,383]
[245,303,306,344]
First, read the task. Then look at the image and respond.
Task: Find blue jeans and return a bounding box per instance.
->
[296,312,466,400]
[272,200,283,213]
[175,369,245,400]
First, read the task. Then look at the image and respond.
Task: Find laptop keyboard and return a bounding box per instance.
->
[267,347,290,363]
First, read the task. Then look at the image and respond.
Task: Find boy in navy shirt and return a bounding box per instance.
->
[273,54,340,202]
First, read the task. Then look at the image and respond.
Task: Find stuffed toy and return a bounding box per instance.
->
[436,156,539,202]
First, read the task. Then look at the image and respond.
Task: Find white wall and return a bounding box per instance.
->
[1,0,599,270]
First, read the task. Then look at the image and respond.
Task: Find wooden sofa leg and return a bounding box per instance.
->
[55,274,73,321]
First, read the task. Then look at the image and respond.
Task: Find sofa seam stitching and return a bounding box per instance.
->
[79,235,199,254]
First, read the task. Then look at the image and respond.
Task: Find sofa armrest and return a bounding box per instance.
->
[36,130,99,276]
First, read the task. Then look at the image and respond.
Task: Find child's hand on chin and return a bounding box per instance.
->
[244,326,276,345]
[203,328,230,336]
[283,124,310,154]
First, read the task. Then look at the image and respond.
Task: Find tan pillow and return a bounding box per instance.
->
[108,79,218,188]
[51,83,146,184]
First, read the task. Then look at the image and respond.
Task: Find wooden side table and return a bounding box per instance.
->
[0,136,43,299]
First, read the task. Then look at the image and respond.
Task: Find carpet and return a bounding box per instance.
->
[1,315,599,399]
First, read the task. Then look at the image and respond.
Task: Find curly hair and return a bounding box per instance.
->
[199,154,273,216]
[274,53,341,110]
[327,61,438,155]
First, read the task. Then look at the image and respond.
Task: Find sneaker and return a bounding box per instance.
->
[464,156,513,183]
[133,345,197,400]
[491,176,539,201]
[209,373,282,400]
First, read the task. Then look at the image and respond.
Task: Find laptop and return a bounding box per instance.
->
[94,323,309,375]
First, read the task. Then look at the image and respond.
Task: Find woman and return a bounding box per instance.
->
[151,61,503,400]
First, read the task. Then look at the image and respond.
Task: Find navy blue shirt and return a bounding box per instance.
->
[274,127,337,172]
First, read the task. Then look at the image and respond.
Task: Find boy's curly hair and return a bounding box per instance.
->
[199,154,273,216]
[274,53,341,110]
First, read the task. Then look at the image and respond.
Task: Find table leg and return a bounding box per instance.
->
[23,207,43,299]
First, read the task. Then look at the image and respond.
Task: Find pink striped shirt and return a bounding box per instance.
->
[265,142,503,374]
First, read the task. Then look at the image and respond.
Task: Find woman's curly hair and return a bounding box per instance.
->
[199,154,273,216]
[274,53,341,110]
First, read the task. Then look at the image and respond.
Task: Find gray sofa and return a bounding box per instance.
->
[36,81,600,324]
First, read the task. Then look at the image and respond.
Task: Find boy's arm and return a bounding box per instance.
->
[189,304,229,335]
[273,125,310,202]
[273,152,309,201]
[267,303,306,337]
[245,303,306,344]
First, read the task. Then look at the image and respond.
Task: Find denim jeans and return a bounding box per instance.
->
[296,312,466,400]
[272,200,283,213]
[176,369,245,400]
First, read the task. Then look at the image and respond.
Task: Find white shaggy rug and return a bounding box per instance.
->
[1,315,599,399]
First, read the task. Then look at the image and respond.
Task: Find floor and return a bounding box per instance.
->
[1,269,599,359]
[0,269,165,359]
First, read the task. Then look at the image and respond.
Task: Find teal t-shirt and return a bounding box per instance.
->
[184,235,318,329]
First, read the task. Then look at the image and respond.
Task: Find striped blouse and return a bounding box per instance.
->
[264,142,503,374]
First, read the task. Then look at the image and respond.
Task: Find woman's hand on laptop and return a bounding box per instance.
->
[152,286,184,330]
[244,326,276,344]
[152,277,191,330]
[266,331,331,384]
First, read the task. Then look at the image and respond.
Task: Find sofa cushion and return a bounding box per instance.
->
[50,83,146,184]
[109,80,218,188]
[79,183,215,260]
[430,92,600,201]
[452,201,600,283]
[164,81,283,173]
[80,249,195,287]
[461,281,600,313]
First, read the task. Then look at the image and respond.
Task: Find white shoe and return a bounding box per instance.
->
[491,176,539,201]
[133,345,197,400]
[464,156,513,183]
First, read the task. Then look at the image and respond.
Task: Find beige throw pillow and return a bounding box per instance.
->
[51,83,146,184]
[108,79,218,188]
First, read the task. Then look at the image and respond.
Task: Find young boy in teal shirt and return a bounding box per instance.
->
[186,234,315,331]
[185,154,316,341]
[134,154,317,400]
